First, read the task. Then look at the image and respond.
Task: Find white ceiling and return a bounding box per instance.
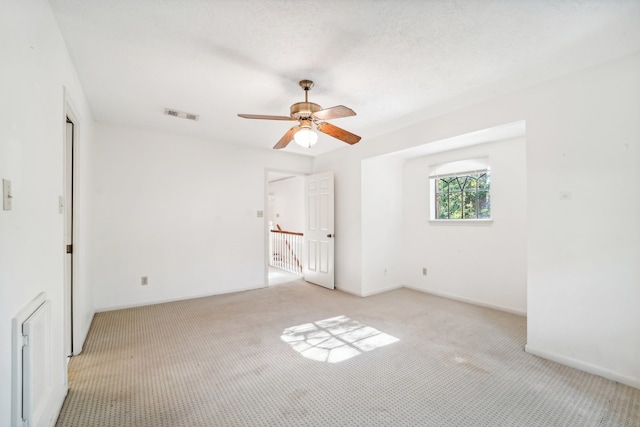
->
[49,0,640,157]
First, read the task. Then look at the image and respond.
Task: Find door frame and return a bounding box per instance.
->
[63,92,79,359]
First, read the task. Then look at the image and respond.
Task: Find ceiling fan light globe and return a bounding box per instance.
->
[294,128,318,148]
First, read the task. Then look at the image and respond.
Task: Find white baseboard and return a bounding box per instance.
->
[404,285,527,317]
[525,345,640,390]
[335,283,403,297]
[361,284,404,297]
[338,284,527,316]
[95,284,266,313]
[335,286,364,297]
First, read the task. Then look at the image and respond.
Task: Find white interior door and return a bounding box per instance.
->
[303,171,334,289]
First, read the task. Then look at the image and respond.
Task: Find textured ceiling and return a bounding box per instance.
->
[49,0,640,156]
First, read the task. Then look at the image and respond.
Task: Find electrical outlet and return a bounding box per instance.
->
[422,268,427,276]
[141,276,149,286]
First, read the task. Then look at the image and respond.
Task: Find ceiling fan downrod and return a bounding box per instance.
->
[299,79,314,103]
[290,80,321,119]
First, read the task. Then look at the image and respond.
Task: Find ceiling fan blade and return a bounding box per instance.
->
[316,122,361,145]
[273,126,300,149]
[238,114,297,121]
[312,105,356,120]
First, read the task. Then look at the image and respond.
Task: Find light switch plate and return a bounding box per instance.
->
[3,179,12,210]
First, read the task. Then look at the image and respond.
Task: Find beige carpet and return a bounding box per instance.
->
[57,278,639,426]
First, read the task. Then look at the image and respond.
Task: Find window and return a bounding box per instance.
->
[434,171,490,219]
[429,158,491,221]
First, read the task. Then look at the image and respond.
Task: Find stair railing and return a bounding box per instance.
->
[270,226,303,275]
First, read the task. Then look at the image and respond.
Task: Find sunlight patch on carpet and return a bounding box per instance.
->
[281,315,399,363]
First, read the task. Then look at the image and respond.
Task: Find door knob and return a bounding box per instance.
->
[327,234,334,238]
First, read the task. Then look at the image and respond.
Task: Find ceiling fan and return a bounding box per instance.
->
[238,80,361,149]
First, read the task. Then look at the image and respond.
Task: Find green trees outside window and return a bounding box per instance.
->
[435,171,490,219]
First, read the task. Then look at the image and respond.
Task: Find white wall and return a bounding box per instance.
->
[402,137,527,315]
[268,177,304,232]
[90,123,312,311]
[523,54,640,387]
[0,0,95,425]
[361,156,404,296]
[314,51,640,388]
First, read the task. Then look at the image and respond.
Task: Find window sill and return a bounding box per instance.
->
[429,219,493,226]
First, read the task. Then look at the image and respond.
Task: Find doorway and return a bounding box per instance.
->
[63,115,75,357]
[264,170,336,289]
[265,170,305,286]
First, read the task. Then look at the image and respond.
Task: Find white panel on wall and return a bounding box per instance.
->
[22,300,53,427]
[12,293,57,427]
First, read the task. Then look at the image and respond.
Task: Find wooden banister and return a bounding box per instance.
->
[270,229,303,236]
[272,224,303,236]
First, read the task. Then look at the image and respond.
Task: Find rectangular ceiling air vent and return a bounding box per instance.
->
[164,108,199,121]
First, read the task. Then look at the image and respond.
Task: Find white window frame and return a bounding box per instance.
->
[429,158,492,223]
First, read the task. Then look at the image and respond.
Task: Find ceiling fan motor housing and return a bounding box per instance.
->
[290,102,322,119]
